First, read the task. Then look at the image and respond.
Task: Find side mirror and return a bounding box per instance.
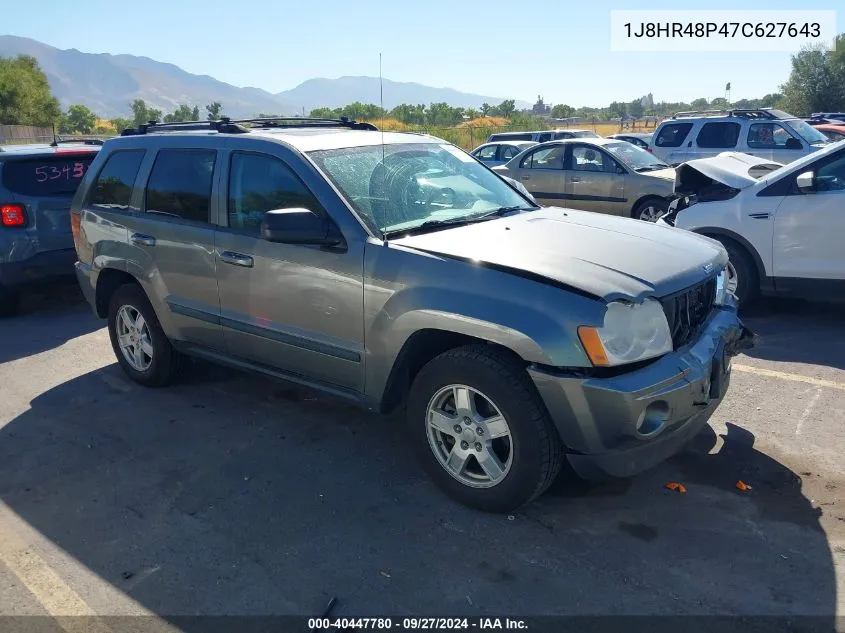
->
[261,208,342,245]
[795,170,816,193]
[785,137,802,150]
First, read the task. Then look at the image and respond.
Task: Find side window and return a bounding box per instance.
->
[571,146,612,172]
[655,123,693,147]
[823,130,845,142]
[815,152,845,192]
[696,122,741,148]
[475,146,498,160]
[145,149,216,223]
[748,123,798,149]
[520,146,565,169]
[228,152,323,233]
[501,145,521,160]
[90,150,145,209]
[537,133,552,142]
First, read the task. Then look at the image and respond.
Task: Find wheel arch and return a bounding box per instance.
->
[94,267,143,318]
[630,194,671,218]
[692,226,767,282]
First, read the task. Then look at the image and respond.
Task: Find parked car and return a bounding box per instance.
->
[606,132,652,150]
[813,124,845,143]
[651,108,830,166]
[493,138,676,221]
[487,129,599,143]
[72,116,753,513]
[811,112,845,123]
[470,141,537,167]
[658,143,845,306]
[0,139,102,315]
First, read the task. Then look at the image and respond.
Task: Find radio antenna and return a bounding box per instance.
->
[379,52,388,245]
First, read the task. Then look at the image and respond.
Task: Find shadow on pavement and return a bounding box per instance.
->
[739,298,845,371]
[0,284,101,364]
[0,363,837,631]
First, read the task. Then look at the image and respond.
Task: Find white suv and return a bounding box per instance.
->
[657,144,845,305]
[650,108,830,167]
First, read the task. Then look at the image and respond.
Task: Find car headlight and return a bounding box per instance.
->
[714,268,728,305]
[578,298,673,366]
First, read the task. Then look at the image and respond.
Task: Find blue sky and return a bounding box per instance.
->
[3,0,842,107]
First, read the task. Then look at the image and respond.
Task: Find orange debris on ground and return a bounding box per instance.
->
[736,480,753,492]
[665,482,687,493]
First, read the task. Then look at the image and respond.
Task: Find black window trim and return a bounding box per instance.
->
[222,149,329,235]
[142,147,218,225]
[85,148,147,210]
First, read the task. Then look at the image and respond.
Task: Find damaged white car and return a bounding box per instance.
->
[658,144,845,306]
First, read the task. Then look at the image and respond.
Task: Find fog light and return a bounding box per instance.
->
[637,401,670,436]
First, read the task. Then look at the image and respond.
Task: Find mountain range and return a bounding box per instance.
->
[0,36,529,118]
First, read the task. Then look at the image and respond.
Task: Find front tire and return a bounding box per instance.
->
[107,283,185,387]
[633,198,669,222]
[407,345,564,513]
[715,238,758,307]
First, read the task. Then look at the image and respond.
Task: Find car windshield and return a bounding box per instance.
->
[308,142,535,236]
[603,141,668,171]
[783,119,830,145]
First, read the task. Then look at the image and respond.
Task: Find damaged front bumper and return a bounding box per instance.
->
[529,294,755,480]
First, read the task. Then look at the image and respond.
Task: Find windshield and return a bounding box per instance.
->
[309,142,534,235]
[784,119,829,145]
[603,141,668,171]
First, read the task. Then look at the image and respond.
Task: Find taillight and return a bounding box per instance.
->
[70,210,82,252]
[1,204,26,227]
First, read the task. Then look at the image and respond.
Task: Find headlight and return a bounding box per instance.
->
[578,298,673,366]
[714,267,728,305]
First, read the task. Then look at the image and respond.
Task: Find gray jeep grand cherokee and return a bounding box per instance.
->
[72,117,753,512]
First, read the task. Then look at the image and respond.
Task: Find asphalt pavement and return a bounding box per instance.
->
[0,287,842,632]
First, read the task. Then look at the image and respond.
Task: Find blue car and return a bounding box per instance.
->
[0,140,101,315]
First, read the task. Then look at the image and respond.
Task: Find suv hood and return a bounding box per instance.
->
[676,152,783,195]
[392,208,726,301]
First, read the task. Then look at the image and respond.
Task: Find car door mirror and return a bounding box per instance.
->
[261,208,342,245]
[785,137,802,150]
[795,170,816,193]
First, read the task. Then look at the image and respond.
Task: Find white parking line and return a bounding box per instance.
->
[796,386,823,435]
[0,506,112,633]
[732,364,845,391]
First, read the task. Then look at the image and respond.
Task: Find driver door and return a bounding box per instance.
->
[213,144,366,392]
[564,145,626,215]
[772,148,845,293]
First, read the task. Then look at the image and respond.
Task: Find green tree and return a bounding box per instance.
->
[690,97,709,109]
[780,35,845,115]
[496,99,516,118]
[551,103,575,118]
[191,105,200,120]
[480,103,491,116]
[628,99,644,118]
[608,101,627,118]
[206,101,223,120]
[59,104,97,134]
[163,104,196,123]
[310,107,340,118]
[110,117,132,133]
[0,55,61,126]
[130,99,162,127]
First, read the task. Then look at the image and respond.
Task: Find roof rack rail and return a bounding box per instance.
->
[49,137,105,147]
[672,108,778,120]
[120,116,378,136]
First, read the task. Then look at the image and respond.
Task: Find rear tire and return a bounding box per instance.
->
[107,283,185,387]
[407,345,564,513]
[715,238,758,307]
[633,198,669,222]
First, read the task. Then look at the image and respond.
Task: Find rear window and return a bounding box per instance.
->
[696,122,741,148]
[490,133,533,141]
[655,123,693,147]
[1,154,96,197]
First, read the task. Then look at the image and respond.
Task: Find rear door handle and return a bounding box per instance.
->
[570,176,582,182]
[130,233,156,246]
[219,251,254,268]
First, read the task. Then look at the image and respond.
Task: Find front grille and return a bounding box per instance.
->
[659,278,716,349]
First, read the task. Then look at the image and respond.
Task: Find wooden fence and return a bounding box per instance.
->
[0,125,54,145]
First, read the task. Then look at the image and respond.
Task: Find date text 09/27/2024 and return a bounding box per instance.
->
[308,617,528,630]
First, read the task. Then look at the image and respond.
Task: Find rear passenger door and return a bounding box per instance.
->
[653,122,693,165]
[213,143,365,393]
[125,143,224,351]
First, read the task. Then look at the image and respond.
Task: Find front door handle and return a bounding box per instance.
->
[130,233,156,246]
[520,176,530,181]
[570,176,582,183]
[219,251,254,268]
